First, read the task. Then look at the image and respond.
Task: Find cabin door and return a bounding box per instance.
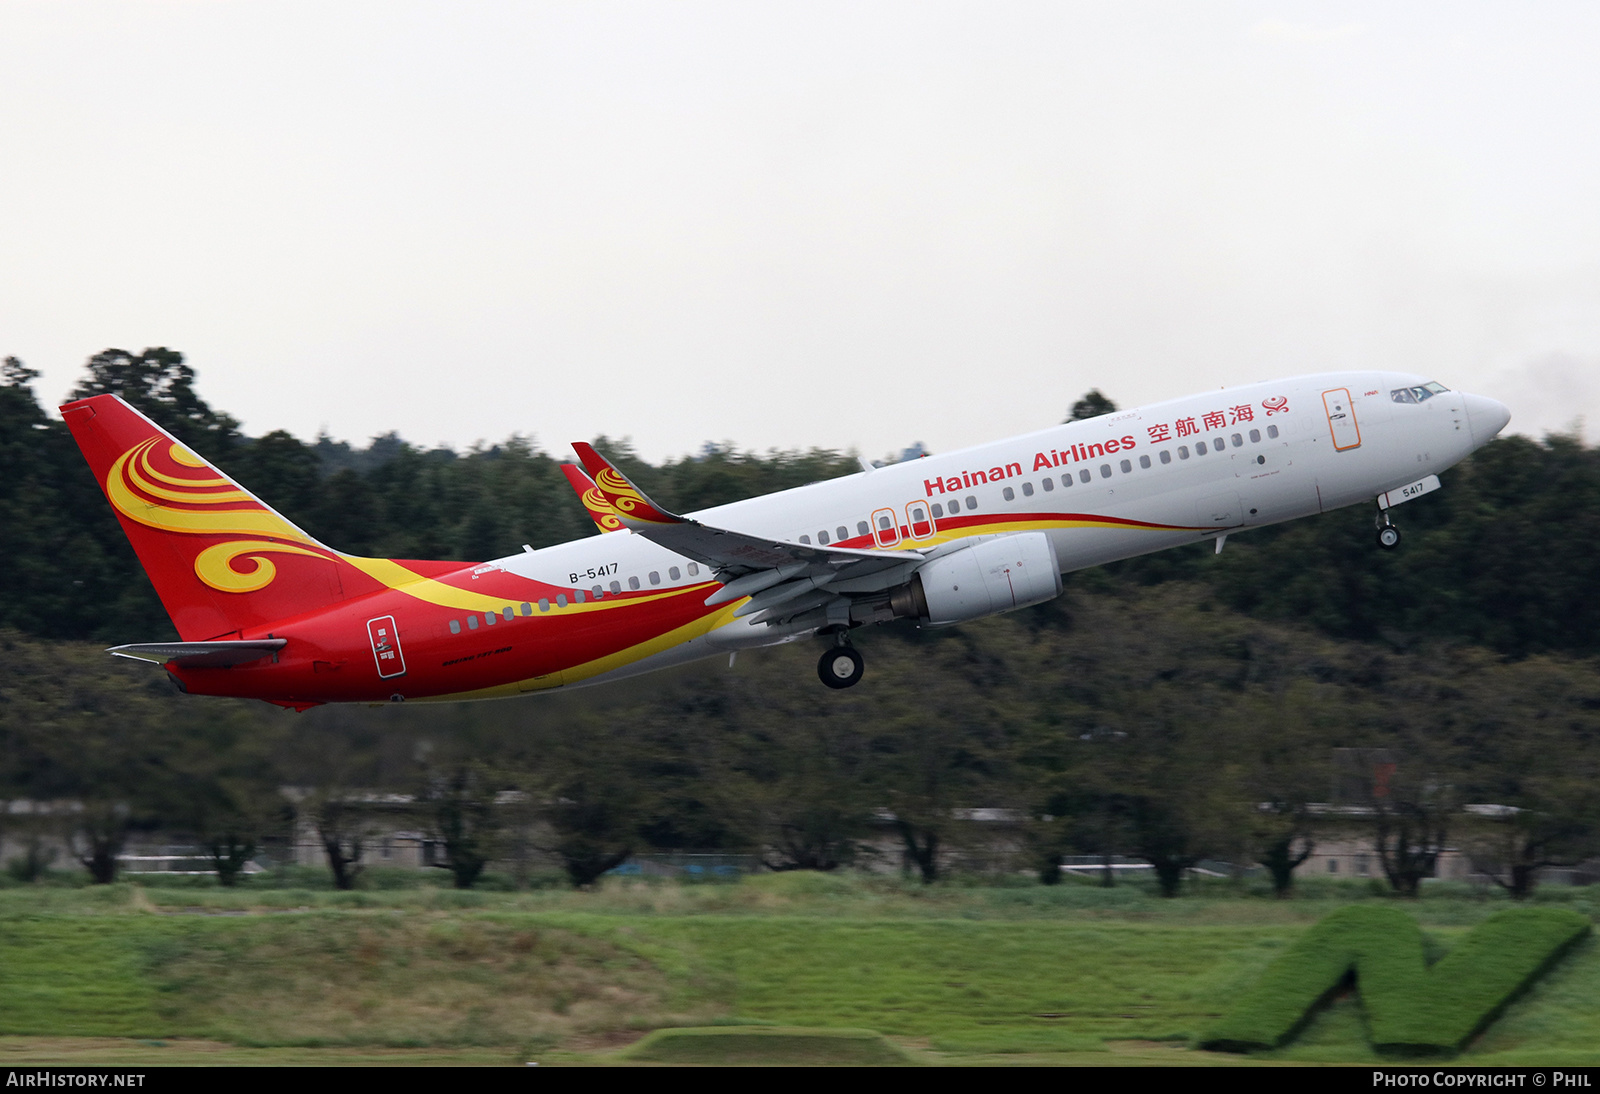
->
[1322,388,1362,451]
[367,615,407,680]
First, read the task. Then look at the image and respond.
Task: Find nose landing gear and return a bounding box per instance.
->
[1376,506,1402,550]
[817,632,865,689]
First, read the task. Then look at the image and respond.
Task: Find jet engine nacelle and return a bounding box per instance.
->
[889,532,1063,626]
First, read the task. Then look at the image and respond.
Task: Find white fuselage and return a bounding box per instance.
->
[486,371,1499,686]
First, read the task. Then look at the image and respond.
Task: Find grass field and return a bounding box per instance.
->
[1,871,1597,1066]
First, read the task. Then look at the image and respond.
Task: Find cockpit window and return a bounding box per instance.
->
[1392,381,1449,404]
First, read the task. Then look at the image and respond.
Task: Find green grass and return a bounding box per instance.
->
[620,1026,914,1065]
[0,874,1595,1065]
[1201,905,1592,1054]
[625,917,1249,1041]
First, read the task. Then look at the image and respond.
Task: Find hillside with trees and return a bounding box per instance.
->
[2,348,1598,894]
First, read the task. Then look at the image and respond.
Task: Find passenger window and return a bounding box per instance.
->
[1159,450,1171,464]
[592,586,603,599]
[1232,433,1243,447]
[669,566,681,580]
[628,576,640,590]
[948,499,960,513]
[857,521,870,536]
[1041,477,1053,492]
[837,526,848,540]
[1061,473,1072,488]
[1178,446,1190,460]
[931,503,944,517]
[503,607,515,621]
[1196,441,1208,454]
[1139,455,1151,469]
[799,535,811,544]
[1099,464,1111,478]
[1003,486,1015,501]
[467,615,478,630]
[649,571,660,585]
[1266,425,1279,439]
[817,530,829,545]
[1120,459,1132,473]
[1078,469,1091,483]
[556,594,568,608]
[1249,428,1260,443]
[610,581,621,594]
[538,599,550,612]
[576,589,586,603]
[688,563,700,576]
[1021,482,1033,497]
[449,619,461,634]
[520,602,532,616]
[965,495,977,508]
[485,612,496,626]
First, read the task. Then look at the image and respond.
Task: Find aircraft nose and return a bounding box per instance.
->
[1462,393,1511,447]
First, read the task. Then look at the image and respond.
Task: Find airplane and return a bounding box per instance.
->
[60,372,1510,708]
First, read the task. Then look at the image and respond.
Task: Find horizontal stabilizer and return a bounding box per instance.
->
[108,639,287,668]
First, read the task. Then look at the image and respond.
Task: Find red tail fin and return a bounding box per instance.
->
[61,395,355,640]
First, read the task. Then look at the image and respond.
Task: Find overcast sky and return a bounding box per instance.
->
[3,2,1598,460]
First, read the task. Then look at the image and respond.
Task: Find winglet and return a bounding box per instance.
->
[570,442,683,527]
[559,464,626,533]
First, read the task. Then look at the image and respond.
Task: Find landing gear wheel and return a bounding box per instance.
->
[1377,525,1402,550]
[818,646,865,689]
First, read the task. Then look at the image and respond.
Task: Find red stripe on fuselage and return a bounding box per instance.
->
[169,578,724,703]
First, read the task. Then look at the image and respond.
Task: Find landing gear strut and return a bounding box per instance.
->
[1375,506,1401,550]
[817,632,864,689]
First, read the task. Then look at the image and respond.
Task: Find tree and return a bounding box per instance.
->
[1056,732,1133,889]
[303,790,369,891]
[69,801,129,885]
[69,347,242,459]
[1069,684,1240,897]
[419,762,504,889]
[1451,656,1600,898]
[1066,389,1118,422]
[528,710,644,888]
[721,704,871,873]
[860,631,1018,883]
[1237,685,1331,896]
[277,709,389,890]
[1334,749,1452,898]
[1253,807,1316,898]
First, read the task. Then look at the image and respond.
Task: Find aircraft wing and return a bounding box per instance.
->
[569,442,924,614]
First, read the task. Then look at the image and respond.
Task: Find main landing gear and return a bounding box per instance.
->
[817,631,865,689]
[1375,506,1402,550]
